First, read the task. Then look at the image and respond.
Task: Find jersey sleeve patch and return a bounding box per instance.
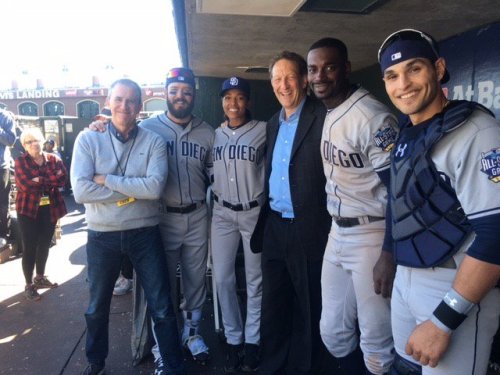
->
[480,147,500,183]
[373,125,397,152]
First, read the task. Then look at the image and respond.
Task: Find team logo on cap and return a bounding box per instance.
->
[391,52,402,61]
[374,126,397,152]
[230,77,239,86]
[480,147,500,183]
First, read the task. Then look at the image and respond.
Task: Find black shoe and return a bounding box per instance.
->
[24,284,41,301]
[241,343,259,372]
[81,363,105,375]
[224,343,242,373]
[33,275,58,289]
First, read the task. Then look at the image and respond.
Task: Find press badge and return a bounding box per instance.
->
[117,197,136,207]
[39,196,50,206]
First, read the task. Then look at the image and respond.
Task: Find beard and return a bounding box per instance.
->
[166,98,195,119]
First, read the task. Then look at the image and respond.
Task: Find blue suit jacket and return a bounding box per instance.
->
[251,95,330,260]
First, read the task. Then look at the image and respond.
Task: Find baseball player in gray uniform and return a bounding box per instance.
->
[143,68,214,368]
[211,77,265,373]
[379,29,500,375]
[307,38,398,375]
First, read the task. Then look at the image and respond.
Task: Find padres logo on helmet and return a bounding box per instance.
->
[229,77,239,86]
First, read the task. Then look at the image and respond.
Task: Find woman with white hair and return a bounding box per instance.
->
[16,128,67,300]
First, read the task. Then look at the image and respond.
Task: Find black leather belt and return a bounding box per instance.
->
[270,209,295,223]
[165,202,202,214]
[213,194,259,212]
[332,215,384,228]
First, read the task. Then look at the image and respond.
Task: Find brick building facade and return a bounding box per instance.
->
[0,85,167,120]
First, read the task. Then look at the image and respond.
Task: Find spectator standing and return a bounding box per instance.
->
[15,128,67,300]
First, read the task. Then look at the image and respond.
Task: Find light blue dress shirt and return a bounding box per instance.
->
[269,98,306,218]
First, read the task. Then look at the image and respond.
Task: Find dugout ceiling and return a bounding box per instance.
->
[172,0,500,79]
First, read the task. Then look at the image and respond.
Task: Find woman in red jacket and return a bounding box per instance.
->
[16,128,67,301]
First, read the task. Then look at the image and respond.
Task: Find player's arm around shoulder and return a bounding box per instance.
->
[105,130,168,200]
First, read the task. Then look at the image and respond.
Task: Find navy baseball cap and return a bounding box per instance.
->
[220,76,251,98]
[378,29,450,83]
[166,67,196,87]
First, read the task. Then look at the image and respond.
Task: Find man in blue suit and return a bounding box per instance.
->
[251,50,330,374]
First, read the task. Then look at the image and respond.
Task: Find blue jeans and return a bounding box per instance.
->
[85,225,185,374]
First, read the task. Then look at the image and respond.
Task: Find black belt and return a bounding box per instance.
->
[165,202,202,214]
[269,209,295,223]
[332,215,384,228]
[213,194,259,212]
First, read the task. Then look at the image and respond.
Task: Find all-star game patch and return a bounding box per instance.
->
[373,125,397,152]
[480,147,500,183]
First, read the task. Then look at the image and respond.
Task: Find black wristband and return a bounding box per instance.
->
[433,300,468,330]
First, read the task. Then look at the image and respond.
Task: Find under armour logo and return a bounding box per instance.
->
[444,293,458,307]
[395,143,407,157]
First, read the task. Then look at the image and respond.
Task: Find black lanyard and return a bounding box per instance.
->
[108,128,138,176]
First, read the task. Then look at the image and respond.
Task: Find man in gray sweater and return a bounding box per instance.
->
[71,79,185,375]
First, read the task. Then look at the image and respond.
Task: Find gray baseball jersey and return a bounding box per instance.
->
[320,86,398,374]
[427,108,500,222]
[140,112,214,206]
[392,106,500,375]
[212,119,266,205]
[211,119,266,346]
[322,86,398,218]
[139,111,214,361]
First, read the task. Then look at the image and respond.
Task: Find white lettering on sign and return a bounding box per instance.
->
[451,80,500,109]
[14,89,61,99]
[0,92,15,100]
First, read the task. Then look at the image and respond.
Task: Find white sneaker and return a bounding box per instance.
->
[113,275,133,295]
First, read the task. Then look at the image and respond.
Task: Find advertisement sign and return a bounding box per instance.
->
[441,22,500,118]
